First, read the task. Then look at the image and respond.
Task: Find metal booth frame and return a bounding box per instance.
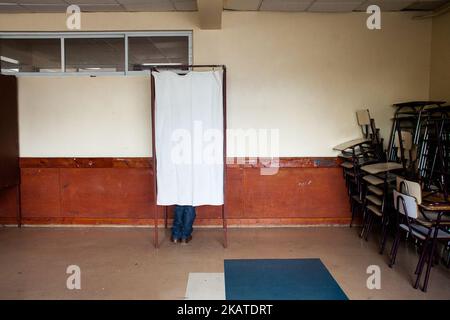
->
[150,64,228,249]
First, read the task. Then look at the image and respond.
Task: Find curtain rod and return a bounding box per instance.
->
[150,64,226,71]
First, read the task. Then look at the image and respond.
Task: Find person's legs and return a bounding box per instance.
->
[181,205,196,241]
[171,205,184,241]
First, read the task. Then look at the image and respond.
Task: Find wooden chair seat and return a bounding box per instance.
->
[366,195,382,206]
[363,175,384,186]
[367,204,383,217]
[368,185,383,196]
[340,162,353,169]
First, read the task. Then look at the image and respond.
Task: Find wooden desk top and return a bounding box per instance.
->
[361,162,403,174]
[333,138,370,151]
[420,203,450,212]
[393,101,446,108]
[419,201,450,212]
[420,193,450,212]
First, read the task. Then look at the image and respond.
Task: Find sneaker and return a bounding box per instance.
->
[170,236,180,244]
[181,236,193,244]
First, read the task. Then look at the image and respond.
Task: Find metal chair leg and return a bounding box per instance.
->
[365,213,375,241]
[414,241,430,289]
[415,240,428,274]
[422,237,438,292]
[379,216,389,254]
[360,207,369,238]
[389,231,401,267]
[360,214,367,238]
[350,200,355,228]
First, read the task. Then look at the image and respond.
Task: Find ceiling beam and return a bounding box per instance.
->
[197,0,223,30]
[413,1,450,20]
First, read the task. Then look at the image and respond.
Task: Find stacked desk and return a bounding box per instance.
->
[360,162,403,252]
[333,138,382,227]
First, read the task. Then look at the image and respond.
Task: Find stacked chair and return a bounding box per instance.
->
[417,110,450,200]
[360,170,386,239]
[389,177,450,292]
[333,109,384,228]
[359,130,413,253]
[389,101,449,198]
[359,157,403,254]
[388,101,446,163]
[335,101,450,292]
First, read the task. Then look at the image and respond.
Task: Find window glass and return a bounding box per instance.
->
[0,32,191,75]
[128,36,189,71]
[0,38,61,73]
[65,38,125,72]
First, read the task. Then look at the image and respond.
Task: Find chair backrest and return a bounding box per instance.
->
[356,109,371,126]
[395,130,413,152]
[393,189,419,219]
[396,176,422,204]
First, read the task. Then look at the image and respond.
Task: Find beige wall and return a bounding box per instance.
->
[430,11,450,102]
[18,76,151,157]
[0,11,432,157]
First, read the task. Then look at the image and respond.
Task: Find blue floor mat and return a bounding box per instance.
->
[224,258,348,300]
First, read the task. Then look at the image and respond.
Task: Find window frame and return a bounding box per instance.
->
[0,31,193,77]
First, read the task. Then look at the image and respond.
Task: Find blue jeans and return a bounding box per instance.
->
[172,205,196,240]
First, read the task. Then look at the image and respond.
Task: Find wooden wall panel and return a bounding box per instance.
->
[0,157,351,226]
[196,167,244,219]
[243,167,348,218]
[20,157,151,168]
[0,187,18,220]
[60,168,153,218]
[225,167,245,218]
[20,168,60,218]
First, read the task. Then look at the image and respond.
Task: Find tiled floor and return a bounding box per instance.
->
[0,226,449,299]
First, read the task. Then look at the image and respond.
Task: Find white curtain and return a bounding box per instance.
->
[153,70,224,206]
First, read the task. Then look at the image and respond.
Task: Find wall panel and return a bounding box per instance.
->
[0,157,350,226]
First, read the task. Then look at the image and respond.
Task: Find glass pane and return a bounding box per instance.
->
[128,36,189,71]
[0,39,61,73]
[65,38,125,72]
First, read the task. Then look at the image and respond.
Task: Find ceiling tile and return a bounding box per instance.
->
[224,0,262,11]
[118,0,172,6]
[260,0,313,11]
[0,3,30,12]
[404,1,449,11]
[356,0,416,11]
[2,0,441,14]
[120,1,175,12]
[78,4,125,11]
[15,0,66,4]
[173,0,197,11]
[308,1,365,12]
[62,0,119,4]
[19,4,67,12]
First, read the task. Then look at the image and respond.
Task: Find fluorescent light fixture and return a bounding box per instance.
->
[1,55,19,65]
[141,62,182,66]
[39,69,61,73]
[78,67,117,72]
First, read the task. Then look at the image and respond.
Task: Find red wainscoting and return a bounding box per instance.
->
[0,186,19,224]
[0,157,350,226]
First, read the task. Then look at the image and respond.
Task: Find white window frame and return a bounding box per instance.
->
[0,31,193,77]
